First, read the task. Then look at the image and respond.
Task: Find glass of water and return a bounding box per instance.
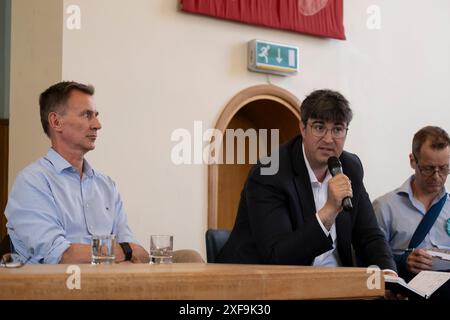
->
[150,235,173,264]
[91,234,116,264]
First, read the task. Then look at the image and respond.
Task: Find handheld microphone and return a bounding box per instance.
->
[327,156,353,211]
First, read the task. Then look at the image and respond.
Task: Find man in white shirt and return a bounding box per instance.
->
[218,89,396,275]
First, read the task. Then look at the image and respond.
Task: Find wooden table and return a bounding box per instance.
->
[0,263,384,300]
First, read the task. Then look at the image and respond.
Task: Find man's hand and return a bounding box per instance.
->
[130,243,150,263]
[114,244,125,262]
[406,249,433,274]
[384,289,407,300]
[318,174,353,230]
[383,270,407,300]
[60,244,92,264]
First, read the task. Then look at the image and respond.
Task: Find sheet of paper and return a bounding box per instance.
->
[426,249,450,271]
[408,271,450,297]
[426,249,450,260]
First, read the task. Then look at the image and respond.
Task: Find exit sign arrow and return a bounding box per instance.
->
[276,48,283,64]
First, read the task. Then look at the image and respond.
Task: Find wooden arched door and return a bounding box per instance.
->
[208,85,301,229]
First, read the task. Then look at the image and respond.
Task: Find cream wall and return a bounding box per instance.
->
[9,0,450,257]
[9,0,63,187]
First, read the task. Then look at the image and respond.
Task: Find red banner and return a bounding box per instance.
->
[180,0,345,40]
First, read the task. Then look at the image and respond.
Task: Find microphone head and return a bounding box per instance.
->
[327,156,342,176]
[328,156,342,172]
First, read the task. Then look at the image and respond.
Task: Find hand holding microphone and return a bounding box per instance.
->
[327,156,353,211]
[317,156,353,230]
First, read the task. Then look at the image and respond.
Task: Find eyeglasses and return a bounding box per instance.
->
[416,164,450,177]
[308,123,348,139]
[413,154,450,177]
[0,253,28,268]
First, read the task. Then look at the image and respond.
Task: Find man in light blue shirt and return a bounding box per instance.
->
[373,126,450,280]
[5,81,149,264]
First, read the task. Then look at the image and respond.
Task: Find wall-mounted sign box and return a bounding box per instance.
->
[248,39,299,76]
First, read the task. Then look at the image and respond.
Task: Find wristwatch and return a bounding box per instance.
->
[119,242,133,261]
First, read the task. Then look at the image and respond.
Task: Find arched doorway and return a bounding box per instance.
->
[208,85,301,229]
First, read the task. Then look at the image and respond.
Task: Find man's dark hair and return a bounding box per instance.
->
[300,89,353,125]
[39,81,95,137]
[412,126,450,160]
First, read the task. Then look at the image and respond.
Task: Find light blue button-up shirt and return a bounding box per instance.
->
[373,176,450,256]
[5,148,136,264]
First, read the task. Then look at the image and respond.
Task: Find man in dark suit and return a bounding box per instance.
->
[217,89,396,272]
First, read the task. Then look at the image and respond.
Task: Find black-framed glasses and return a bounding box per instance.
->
[308,122,348,139]
[413,154,450,177]
[417,164,450,177]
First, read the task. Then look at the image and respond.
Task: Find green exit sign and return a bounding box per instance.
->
[248,39,299,76]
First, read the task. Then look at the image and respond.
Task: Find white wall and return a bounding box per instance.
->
[9,0,450,258]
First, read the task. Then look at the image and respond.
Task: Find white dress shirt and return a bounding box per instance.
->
[302,144,342,267]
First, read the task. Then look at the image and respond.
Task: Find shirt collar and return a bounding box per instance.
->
[302,143,331,185]
[44,148,95,177]
[397,175,448,203]
[83,159,94,177]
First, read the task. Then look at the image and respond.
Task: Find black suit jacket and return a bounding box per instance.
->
[217,135,396,271]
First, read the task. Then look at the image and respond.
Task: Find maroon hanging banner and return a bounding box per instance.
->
[180,0,345,40]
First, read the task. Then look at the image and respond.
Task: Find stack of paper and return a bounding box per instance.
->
[426,250,450,271]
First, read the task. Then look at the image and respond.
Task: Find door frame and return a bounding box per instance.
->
[207,84,301,229]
